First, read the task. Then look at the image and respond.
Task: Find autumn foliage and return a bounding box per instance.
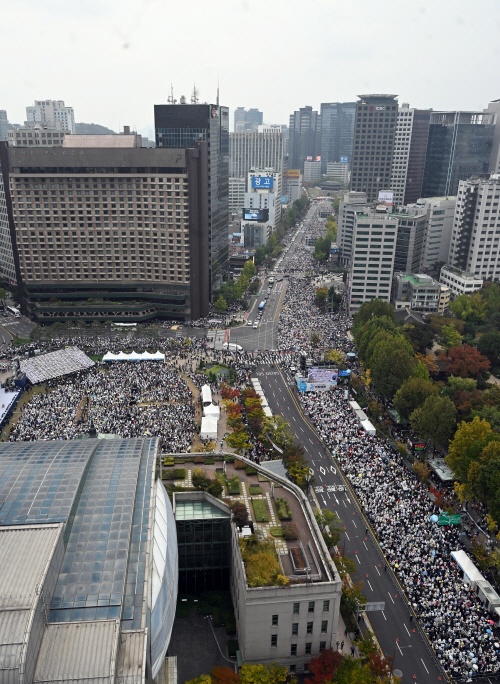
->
[306,648,344,684]
[438,344,490,378]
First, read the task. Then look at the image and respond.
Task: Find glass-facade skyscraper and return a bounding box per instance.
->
[155,103,229,295]
[319,102,356,174]
[422,111,495,198]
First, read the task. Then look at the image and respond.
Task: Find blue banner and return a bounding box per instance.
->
[252,176,273,189]
[340,156,348,163]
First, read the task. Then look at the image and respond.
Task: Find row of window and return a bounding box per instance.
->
[271,637,327,655]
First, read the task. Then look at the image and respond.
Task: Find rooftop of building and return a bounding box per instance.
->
[441,264,483,280]
[168,455,336,588]
[395,272,437,286]
[63,134,142,148]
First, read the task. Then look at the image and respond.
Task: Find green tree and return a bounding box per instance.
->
[239,663,293,684]
[446,416,493,481]
[483,282,500,314]
[315,508,343,549]
[332,197,340,212]
[254,246,266,267]
[401,322,436,355]
[471,405,500,431]
[410,395,456,447]
[185,676,212,684]
[260,416,294,452]
[331,657,372,684]
[370,337,416,398]
[242,260,256,279]
[450,292,487,321]
[477,331,500,366]
[314,288,328,308]
[352,299,395,332]
[310,332,321,347]
[393,377,438,421]
[313,236,331,262]
[324,349,345,366]
[446,376,477,393]
[441,323,463,350]
[214,295,228,313]
[226,431,250,453]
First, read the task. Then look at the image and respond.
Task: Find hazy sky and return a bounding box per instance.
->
[2,0,500,133]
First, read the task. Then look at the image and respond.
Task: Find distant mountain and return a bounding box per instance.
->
[75,123,116,135]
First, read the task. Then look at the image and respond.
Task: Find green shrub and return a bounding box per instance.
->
[163,457,174,467]
[246,465,258,475]
[234,459,246,469]
[226,476,240,495]
[163,469,176,479]
[282,521,298,540]
[204,458,215,465]
[251,498,269,522]
[224,455,235,463]
[276,497,292,520]
[249,485,262,495]
[270,526,284,537]
[174,468,186,479]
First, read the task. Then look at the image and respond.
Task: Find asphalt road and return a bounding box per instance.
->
[253,365,445,684]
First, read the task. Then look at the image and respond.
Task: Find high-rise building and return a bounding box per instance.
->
[234,107,263,132]
[326,161,350,184]
[484,99,500,173]
[0,141,210,321]
[392,208,427,273]
[229,177,246,214]
[350,95,398,202]
[26,100,76,134]
[0,438,178,683]
[411,195,456,272]
[289,106,321,172]
[390,104,431,206]
[155,103,229,294]
[283,169,301,204]
[0,152,15,283]
[337,191,369,266]
[448,173,500,280]
[0,111,9,141]
[422,111,495,198]
[245,169,281,228]
[303,159,321,182]
[230,129,284,179]
[319,102,356,174]
[348,206,398,314]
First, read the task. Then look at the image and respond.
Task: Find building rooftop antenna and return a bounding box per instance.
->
[191,84,199,104]
[167,84,177,105]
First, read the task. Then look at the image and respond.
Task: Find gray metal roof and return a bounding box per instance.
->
[116,631,146,684]
[0,609,29,672]
[33,620,120,684]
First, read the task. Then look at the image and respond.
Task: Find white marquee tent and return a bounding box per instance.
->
[102,351,165,362]
[200,415,218,440]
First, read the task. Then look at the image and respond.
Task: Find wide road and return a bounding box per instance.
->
[254,363,445,684]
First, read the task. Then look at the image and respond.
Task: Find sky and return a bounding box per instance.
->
[2,0,500,133]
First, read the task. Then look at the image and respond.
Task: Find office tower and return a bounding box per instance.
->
[288,106,321,172]
[242,169,280,249]
[234,107,263,132]
[155,103,229,294]
[0,153,15,282]
[230,129,284,178]
[0,140,210,321]
[392,208,427,272]
[411,196,456,272]
[350,95,398,202]
[303,159,321,182]
[390,104,431,206]
[283,169,301,203]
[0,438,177,682]
[348,206,398,314]
[326,161,349,184]
[319,102,356,173]
[0,111,9,141]
[229,177,245,214]
[422,111,495,198]
[484,100,500,173]
[448,174,500,280]
[392,272,443,314]
[26,100,76,133]
[337,191,369,266]
[8,126,70,147]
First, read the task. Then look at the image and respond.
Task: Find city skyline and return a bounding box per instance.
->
[1,0,499,132]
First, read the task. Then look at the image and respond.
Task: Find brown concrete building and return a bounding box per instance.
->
[0,142,210,321]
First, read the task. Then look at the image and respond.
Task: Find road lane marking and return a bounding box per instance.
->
[388,592,395,604]
[362,541,368,550]
[352,520,357,528]
[374,565,380,576]
[367,580,373,591]
[381,611,387,620]
[355,554,361,564]
[404,624,411,637]
[396,641,403,657]
[421,659,429,674]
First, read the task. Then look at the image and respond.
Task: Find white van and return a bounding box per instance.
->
[223,342,243,352]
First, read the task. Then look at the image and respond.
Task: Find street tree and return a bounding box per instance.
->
[440,324,463,350]
[410,394,456,448]
[306,649,343,684]
[393,377,438,421]
[438,345,490,378]
[315,508,343,549]
[214,295,228,313]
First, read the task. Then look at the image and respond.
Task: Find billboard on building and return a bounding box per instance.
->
[280,196,288,204]
[243,208,269,222]
[340,156,348,163]
[285,170,300,178]
[251,176,273,189]
[378,190,394,205]
[306,156,313,161]
[315,156,321,161]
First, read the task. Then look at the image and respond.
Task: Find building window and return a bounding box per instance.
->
[323,600,330,612]
[307,622,313,635]
[291,645,297,657]
[305,643,312,655]
[271,635,277,647]
[321,621,328,633]
[272,615,278,626]
[320,642,326,651]
[308,602,315,613]
[293,603,300,614]
[292,623,298,636]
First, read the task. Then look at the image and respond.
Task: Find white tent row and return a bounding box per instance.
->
[201,384,212,407]
[200,415,218,440]
[103,351,165,361]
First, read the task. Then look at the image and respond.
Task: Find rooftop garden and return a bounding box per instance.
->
[239,535,289,588]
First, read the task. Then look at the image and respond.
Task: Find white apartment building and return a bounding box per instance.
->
[448,174,500,280]
[8,126,69,147]
[26,100,76,134]
[229,178,245,214]
[326,162,349,183]
[337,191,368,266]
[440,264,483,295]
[348,207,398,314]
[245,169,281,228]
[411,196,456,272]
[303,160,321,182]
[390,103,415,206]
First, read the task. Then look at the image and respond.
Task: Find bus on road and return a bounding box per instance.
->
[258,301,265,311]
[7,306,20,318]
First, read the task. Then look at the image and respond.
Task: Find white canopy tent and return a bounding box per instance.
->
[201,384,212,407]
[102,351,165,362]
[204,404,221,418]
[200,415,218,440]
